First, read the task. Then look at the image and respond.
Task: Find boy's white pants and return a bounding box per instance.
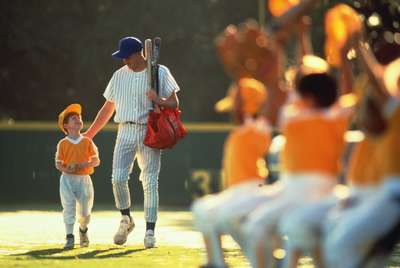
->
[191,180,271,235]
[191,180,273,266]
[60,174,94,234]
[240,172,336,267]
[279,185,377,253]
[324,178,400,268]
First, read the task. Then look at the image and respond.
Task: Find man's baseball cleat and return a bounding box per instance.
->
[144,229,156,248]
[114,215,135,245]
[79,228,89,247]
[63,235,75,250]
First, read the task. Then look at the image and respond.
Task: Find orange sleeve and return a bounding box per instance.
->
[55,140,65,165]
[88,140,99,160]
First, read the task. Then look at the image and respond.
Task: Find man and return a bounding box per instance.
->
[85,36,180,248]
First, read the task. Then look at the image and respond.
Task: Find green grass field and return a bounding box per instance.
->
[0,206,399,268]
[0,245,249,268]
[0,207,250,268]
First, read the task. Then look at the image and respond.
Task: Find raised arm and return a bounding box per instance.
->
[297,16,313,59]
[84,100,115,139]
[353,39,389,105]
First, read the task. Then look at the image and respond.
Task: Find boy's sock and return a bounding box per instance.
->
[66,224,74,235]
[79,215,90,231]
[79,227,88,233]
[146,222,156,231]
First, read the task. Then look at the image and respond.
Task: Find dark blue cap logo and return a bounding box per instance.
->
[112,37,143,59]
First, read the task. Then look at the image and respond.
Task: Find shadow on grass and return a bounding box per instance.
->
[161,218,194,231]
[12,247,148,260]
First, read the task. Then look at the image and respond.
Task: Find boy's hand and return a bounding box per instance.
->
[76,162,89,170]
[66,163,77,173]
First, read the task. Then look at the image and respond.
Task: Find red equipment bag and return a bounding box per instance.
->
[144,107,187,149]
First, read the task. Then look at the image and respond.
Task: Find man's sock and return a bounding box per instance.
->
[66,234,74,239]
[146,222,156,231]
[120,208,131,218]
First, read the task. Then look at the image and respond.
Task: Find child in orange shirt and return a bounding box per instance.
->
[191,78,272,268]
[237,55,351,268]
[323,32,400,268]
[55,104,100,249]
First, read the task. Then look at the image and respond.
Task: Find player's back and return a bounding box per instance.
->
[347,137,383,187]
[280,105,349,176]
[223,118,271,187]
[375,103,400,178]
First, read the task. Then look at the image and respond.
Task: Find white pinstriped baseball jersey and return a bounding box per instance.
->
[103,64,180,124]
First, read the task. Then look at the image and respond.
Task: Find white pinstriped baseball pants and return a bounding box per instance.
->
[112,123,161,223]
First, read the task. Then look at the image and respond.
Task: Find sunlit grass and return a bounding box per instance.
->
[0,209,249,267]
[0,209,399,267]
[0,244,251,268]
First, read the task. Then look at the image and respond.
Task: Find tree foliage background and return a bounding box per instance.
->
[0,0,399,122]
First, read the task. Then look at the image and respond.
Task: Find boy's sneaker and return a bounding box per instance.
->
[63,235,75,250]
[79,228,89,247]
[144,229,156,248]
[114,215,135,245]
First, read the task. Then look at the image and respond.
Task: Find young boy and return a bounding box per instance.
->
[191,78,272,268]
[323,33,400,268]
[238,55,351,268]
[55,103,100,249]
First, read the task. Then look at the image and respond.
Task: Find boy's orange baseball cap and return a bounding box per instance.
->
[215,78,267,115]
[58,104,82,134]
[299,54,330,75]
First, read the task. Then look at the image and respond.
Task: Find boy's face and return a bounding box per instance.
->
[123,52,142,70]
[64,113,83,134]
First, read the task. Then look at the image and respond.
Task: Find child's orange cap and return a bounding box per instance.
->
[58,104,82,134]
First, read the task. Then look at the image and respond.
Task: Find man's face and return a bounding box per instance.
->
[64,113,83,134]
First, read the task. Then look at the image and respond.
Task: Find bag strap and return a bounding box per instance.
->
[151,64,160,109]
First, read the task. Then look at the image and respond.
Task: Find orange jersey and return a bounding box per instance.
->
[222,118,271,187]
[347,138,383,186]
[280,105,350,176]
[55,136,99,175]
[375,104,400,178]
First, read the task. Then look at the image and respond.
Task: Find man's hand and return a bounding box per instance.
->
[84,100,115,140]
[146,89,159,104]
[147,90,179,109]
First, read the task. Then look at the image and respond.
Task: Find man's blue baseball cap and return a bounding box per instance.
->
[112,37,143,59]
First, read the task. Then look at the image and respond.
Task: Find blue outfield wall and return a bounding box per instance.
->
[0,122,233,207]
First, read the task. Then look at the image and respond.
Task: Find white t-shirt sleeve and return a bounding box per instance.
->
[159,65,180,98]
[103,73,116,102]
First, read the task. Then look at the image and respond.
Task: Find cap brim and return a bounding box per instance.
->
[215,96,233,113]
[112,50,127,59]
